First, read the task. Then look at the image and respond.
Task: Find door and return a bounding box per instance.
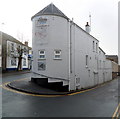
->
[103,73,105,82]
[94,73,98,85]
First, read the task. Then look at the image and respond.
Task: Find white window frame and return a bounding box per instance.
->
[24,47,27,55]
[11,43,14,52]
[39,50,45,59]
[11,57,16,66]
[54,50,62,59]
[23,58,26,66]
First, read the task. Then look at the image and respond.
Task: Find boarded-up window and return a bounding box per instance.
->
[38,62,46,70]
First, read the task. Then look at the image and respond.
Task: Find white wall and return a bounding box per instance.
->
[32,14,112,91]
[32,15,69,82]
[6,41,29,70]
[70,22,99,90]
[98,48,112,83]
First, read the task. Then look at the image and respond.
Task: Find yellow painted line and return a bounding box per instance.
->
[12,77,30,82]
[2,82,64,97]
[67,78,117,96]
[2,77,119,97]
[112,103,120,119]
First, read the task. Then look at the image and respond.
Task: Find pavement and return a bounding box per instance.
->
[7,78,71,95]
[5,76,117,96]
[2,70,31,77]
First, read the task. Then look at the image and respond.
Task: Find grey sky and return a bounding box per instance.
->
[0,0,118,55]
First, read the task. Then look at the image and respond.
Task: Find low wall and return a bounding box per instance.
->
[112,72,118,79]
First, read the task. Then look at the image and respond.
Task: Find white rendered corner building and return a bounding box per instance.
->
[31,3,112,91]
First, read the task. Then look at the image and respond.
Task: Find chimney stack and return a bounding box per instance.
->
[85,22,90,34]
[24,41,28,46]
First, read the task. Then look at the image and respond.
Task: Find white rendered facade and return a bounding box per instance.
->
[6,40,29,70]
[31,4,112,91]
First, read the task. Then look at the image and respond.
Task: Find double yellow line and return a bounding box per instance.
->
[2,78,64,97]
[112,103,120,119]
[1,77,119,98]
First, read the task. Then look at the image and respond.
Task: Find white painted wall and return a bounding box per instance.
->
[70,23,99,90]
[32,15,69,82]
[32,14,112,91]
[6,41,29,70]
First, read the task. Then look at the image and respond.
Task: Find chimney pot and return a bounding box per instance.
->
[24,41,28,46]
[85,22,90,34]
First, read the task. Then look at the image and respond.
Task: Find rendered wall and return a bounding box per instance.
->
[32,14,112,91]
[6,41,29,70]
[32,15,70,83]
[69,23,99,90]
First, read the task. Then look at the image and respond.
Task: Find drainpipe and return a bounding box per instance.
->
[68,19,74,91]
[70,20,73,74]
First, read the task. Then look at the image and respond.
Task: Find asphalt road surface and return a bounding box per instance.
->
[1,72,119,118]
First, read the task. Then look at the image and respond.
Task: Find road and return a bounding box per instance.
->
[1,72,119,117]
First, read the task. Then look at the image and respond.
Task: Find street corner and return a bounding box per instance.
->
[3,78,73,97]
[2,77,118,98]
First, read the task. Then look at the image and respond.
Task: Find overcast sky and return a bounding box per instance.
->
[0,0,118,55]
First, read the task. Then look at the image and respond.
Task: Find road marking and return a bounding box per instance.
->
[112,103,120,119]
[2,77,119,97]
[2,82,64,97]
[67,78,117,96]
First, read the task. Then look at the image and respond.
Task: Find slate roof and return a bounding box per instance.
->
[2,31,31,49]
[31,3,69,20]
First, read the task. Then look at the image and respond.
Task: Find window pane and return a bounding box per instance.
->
[40,51,44,54]
[55,50,60,54]
[40,55,45,58]
[11,43,14,51]
[11,58,16,66]
[86,55,88,66]
[93,41,95,51]
[39,50,45,59]
[23,59,26,66]
[54,50,61,59]
[55,55,60,58]
[96,43,98,52]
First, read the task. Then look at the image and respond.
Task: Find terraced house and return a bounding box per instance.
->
[2,32,31,72]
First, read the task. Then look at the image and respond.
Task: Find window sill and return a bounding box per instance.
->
[38,58,46,60]
[53,58,62,60]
